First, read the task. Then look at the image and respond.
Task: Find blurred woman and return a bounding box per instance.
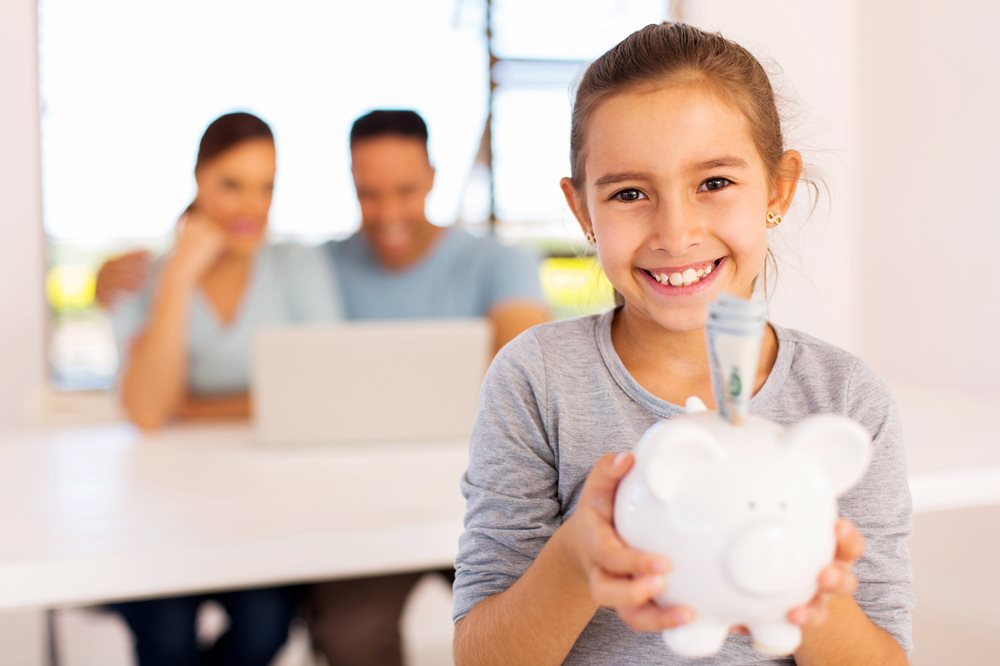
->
[110,111,340,665]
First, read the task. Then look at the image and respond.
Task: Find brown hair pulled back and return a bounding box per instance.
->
[569,22,785,190]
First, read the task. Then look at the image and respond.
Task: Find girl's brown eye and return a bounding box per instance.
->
[613,188,644,202]
[700,177,733,192]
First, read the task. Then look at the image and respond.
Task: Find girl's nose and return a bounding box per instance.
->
[649,203,703,256]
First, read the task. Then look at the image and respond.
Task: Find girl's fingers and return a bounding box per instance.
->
[788,592,830,628]
[589,522,670,576]
[617,602,695,633]
[578,451,670,577]
[581,452,634,519]
[590,567,666,608]
[834,518,864,563]
[818,563,858,597]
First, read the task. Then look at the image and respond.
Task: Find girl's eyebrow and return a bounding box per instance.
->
[592,171,651,188]
[592,157,749,188]
[691,156,748,171]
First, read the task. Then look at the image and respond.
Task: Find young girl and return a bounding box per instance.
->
[453,23,912,665]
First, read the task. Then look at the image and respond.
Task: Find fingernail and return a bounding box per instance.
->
[613,452,628,469]
[823,568,840,587]
[652,558,671,574]
[647,575,666,593]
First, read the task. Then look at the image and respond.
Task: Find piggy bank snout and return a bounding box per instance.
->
[725,524,817,597]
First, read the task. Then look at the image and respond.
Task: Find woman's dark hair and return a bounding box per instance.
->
[195,111,274,172]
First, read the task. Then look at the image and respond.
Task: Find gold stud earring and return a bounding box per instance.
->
[584,230,597,245]
[766,211,783,228]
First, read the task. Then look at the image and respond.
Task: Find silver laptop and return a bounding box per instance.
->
[252,318,491,444]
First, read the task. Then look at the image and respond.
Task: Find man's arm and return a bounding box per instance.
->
[176,393,251,421]
[487,300,549,356]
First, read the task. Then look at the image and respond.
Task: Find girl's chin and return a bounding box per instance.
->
[623,302,711,333]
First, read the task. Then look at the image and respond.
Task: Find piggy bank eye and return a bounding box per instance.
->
[780,500,788,510]
[747,501,756,510]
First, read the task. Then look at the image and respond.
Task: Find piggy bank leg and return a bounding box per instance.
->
[747,621,801,656]
[663,622,729,658]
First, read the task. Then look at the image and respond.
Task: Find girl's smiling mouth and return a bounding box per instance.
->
[639,257,725,294]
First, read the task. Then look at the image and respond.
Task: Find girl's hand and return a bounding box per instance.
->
[787,518,865,629]
[168,212,227,283]
[565,452,696,632]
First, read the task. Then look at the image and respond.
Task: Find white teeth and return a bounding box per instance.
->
[650,261,717,287]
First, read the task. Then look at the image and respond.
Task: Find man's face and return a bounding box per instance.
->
[351,135,435,269]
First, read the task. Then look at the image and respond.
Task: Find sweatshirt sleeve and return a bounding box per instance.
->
[840,358,914,655]
[453,329,559,622]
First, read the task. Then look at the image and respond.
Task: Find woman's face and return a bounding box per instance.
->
[193,138,276,256]
[563,83,799,334]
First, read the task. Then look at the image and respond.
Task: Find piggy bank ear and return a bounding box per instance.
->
[684,396,709,413]
[640,421,727,503]
[783,414,872,495]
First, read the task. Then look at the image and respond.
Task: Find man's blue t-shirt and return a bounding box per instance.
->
[323,227,544,320]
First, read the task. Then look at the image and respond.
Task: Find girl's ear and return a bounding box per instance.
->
[768,149,804,215]
[560,177,592,238]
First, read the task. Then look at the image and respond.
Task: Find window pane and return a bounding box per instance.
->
[39,0,488,388]
[39,0,488,243]
[492,87,574,235]
[492,0,667,61]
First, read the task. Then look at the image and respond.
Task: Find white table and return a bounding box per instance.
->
[3,388,998,613]
[895,384,1000,513]
[0,423,468,611]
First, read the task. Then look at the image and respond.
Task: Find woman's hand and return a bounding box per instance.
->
[168,211,227,284]
[787,518,864,629]
[564,452,696,632]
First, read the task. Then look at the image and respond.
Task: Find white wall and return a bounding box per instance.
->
[856,0,1000,392]
[0,0,46,429]
[0,2,47,662]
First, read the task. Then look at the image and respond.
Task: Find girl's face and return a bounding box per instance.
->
[562,83,800,334]
[193,138,276,256]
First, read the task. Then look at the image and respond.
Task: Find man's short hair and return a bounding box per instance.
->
[350,110,429,148]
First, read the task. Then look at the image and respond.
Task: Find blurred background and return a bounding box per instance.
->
[2,0,998,664]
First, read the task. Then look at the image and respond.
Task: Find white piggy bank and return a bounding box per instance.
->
[613,398,871,658]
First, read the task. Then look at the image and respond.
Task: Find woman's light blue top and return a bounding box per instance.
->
[112,243,341,396]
